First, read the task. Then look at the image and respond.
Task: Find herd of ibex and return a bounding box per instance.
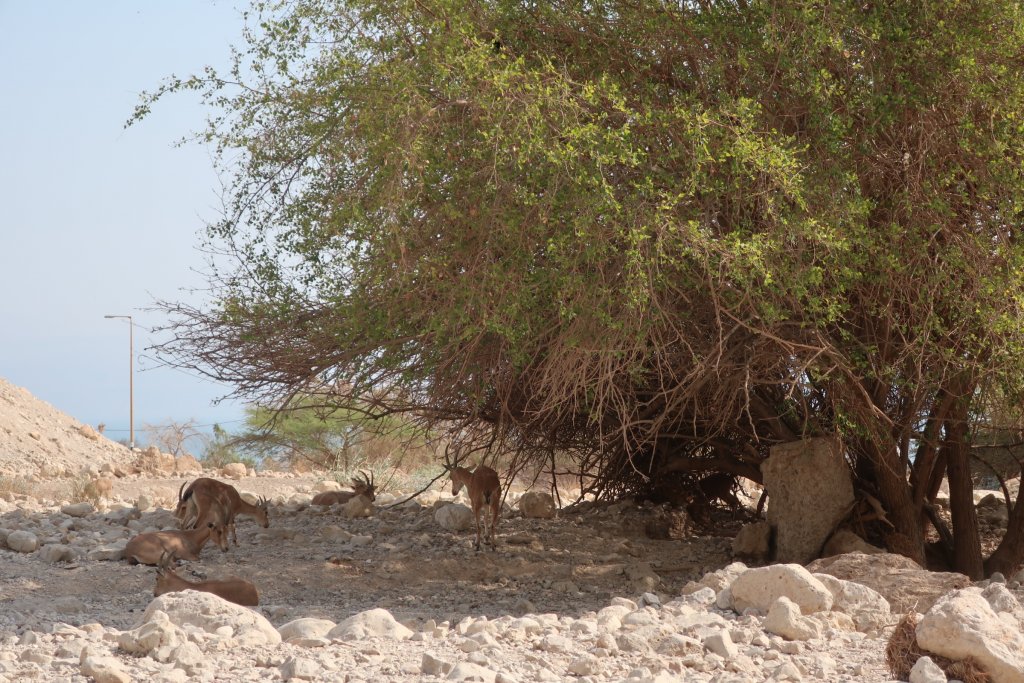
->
[122,460,504,606]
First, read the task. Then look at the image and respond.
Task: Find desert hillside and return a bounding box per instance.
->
[0,378,136,478]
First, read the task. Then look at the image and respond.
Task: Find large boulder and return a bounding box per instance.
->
[136,446,175,475]
[278,618,337,642]
[174,454,203,474]
[916,587,1024,683]
[142,590,280,647]
[812,572,891,633]
[728,564,832,615]
[6,530,38,553]
[435,503,474,531]
[764,596,821,641]
[118,610,186,656]
[807,552,970,613]
[326,608,413,641]
[519,491,557,519]
[821,529,885,558]
[61,502,94,518]
[732,521,772,563]
[762,436,855,563]
[221,462,248,479]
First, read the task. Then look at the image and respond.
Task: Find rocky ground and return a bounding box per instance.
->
[0,378,1021,682]
[0,471,908,683]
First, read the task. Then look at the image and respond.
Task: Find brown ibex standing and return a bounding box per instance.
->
[311,471,376,506]
[177,478,270,545]
[443,453,502,551]
[153,552,259,606]
[697,473,744,512]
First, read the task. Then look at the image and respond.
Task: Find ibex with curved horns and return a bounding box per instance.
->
[153,551,259,606]
[443,450,501,551]
[125,518,229,565]
[311,471,376,506]
[176,478,270,545]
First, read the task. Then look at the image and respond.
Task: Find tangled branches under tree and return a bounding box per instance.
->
[138,0,1024,577]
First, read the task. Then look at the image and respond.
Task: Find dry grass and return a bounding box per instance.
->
[886,612,991,683]
[63,476,104,506]
[0,475,34,498]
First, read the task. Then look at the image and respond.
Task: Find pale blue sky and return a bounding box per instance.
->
[0,1,251,439]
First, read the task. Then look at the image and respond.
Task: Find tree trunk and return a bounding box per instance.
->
[943,412,984,579]
[985,486,1024,577]
[866,440,925,565]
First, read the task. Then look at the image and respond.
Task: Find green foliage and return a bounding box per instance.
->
[202,424,259,470]
[138,1,1024,566]
[218,395,433,472]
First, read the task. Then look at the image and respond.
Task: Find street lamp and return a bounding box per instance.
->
[104,314,134,449]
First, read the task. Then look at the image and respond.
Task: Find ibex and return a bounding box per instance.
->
[685,473,745,526]
[697,473,744,511]
[154,552,259,606]
[443,452,501,551]
[176,478,270,545]
[125,519,229,565]
[311,471,376,506]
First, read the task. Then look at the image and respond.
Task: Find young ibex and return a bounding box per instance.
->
[443,453,501,551]
[154,552,259,606]
[177,478,270,545]
[125,519,229,565]
[311,471,376,506]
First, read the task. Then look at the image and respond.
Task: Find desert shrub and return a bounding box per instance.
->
[0,476,33,499]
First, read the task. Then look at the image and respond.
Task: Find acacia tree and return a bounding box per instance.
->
[230,394,428,471]
[137,0,1024,576]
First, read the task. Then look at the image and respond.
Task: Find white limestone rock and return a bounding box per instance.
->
[221,462,247,479]
[278,617,337,642]
[61,502,94,517]
[117,610,185,656]
[435,503,474,531]
[280,656,319,681]
[143,590,281,647]
[6,530,38,553]
[909,656,946,683]
[813,572,891,632]
[447,662,497,682]
[764,596,821,641]
[38,544,76,563]
[81,655,131,683]
[916,587,1024,683]
[518,491,556,519]
[327,608,413,641]
[729,564,833,615]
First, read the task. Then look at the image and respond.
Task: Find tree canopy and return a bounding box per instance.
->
[137,0,1024,576]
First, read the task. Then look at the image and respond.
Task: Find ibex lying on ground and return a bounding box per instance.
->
[176,478,270,545]
[125,519,229,565]
[311,471,376,506]
[443,453,502,551]
[153,552,259,606]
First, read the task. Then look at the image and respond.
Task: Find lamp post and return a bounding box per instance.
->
[104,314,134,449]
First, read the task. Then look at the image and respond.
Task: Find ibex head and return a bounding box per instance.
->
[442,447,469,496]
[350,471,376,502]
[253,495,271,528]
